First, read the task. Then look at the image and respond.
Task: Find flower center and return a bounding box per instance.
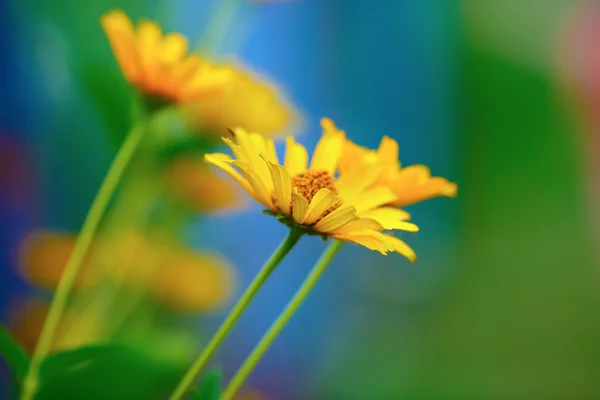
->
[291,170,338,203]
[271,170,340,224]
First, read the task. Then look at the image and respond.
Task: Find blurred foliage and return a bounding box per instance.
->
[318,25,600,400]
[0,326,29,384]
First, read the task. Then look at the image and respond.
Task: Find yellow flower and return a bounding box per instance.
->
[151,250,235,313]
[165,155,245,213]
[18,230,95,290]
[18,229,236,313]
[205,118,419,259]
[100,10,232,103]
[183,65,297,138]
[340,133,458,207]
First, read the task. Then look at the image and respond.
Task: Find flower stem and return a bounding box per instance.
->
[221,240,344,400]
[20,120,147,400]
[169,229,303,400]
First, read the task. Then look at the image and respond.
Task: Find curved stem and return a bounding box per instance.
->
[169,229,303,400]
[221,240,344,400]
[20,120,147,400]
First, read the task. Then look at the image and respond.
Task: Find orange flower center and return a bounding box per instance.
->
[269,170,340,224]
[291,170,338,202]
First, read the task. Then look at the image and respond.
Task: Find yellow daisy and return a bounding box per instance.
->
[340,131,458,207]
[101,10,233,103]
[204,118,419,259]
[183,65,297,139]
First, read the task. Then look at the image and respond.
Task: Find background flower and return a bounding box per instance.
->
[183,64,298,139]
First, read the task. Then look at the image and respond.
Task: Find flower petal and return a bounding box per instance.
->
[352,187,399,214]
[309,118,345,174]
[332,230,392,255]
[335,163,384,203]
[292,190,310,223]
[284,136,308,176]
[333,217,384,235]
[360,207,415,231]
[160,33,188,64]
[136,19,163,89]
[313,205,357,233]
[250,133,278,164]
[228,128,273,192]
[100,11,141,82]
[264,157,292,215]
[179,64,233,100]
[377,136,399,165]
[230,160,274,209]
[204,153,257,202]
[390,165,458,207]
[339,139,368,176]
[382,235,416,262]
[303,188,340,225]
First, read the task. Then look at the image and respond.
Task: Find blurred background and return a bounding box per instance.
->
[1,0,600,399]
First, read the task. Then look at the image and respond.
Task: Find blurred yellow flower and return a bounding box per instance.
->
[18,229,235,313]
[18,230,95,290]
[152,250,235,313]
[340,133,458,207]
[205,118,419,259]
[166,155,245,213]
[183,66,297,138]
[101,10,233,103]
[7,299,102,354]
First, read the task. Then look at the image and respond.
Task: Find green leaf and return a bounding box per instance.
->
[35,344,185,400]
[196,368,222,400]
[39,344,122,385]
[0,325,30,382]
[189,389,203,400]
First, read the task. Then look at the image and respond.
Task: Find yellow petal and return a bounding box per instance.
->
[228,128,273,192]
[360,207,414,230]
[331,230,391,255]
[230,160,274,209]
[309,118,345,174]
[303,188,340,225]
[292,189,310,223]
[284,136,308,176]
[136,20,163,88]
[264,158,292,215]
[391,165,458,207]
[333,218,385,235]
[352,187,398,214]
[100,11,141,82]
[164,55,202,94]
[250,133,279,164]
[377,136,399,165]
[160,32,188,64]
[313,205,357,233]
[339,139,368,176]
[382,235,416,262]
[265,137,279,165]
[179,65,233,100]
[335,163,384,203]
[204,153,258,204]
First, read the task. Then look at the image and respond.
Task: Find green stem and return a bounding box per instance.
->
[169,229,303,400]
[20,120,148,400]
[221,240,344,400]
